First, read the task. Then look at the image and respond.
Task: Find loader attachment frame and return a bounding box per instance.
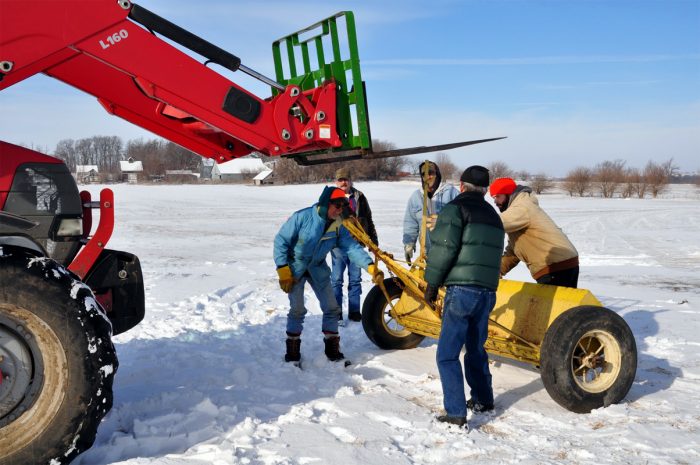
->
[273,12,371,155]
[272,12,507,165]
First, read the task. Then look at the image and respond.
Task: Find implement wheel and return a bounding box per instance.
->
[362,278,425,350]
[0,248,117,464]
[539,305,637,413]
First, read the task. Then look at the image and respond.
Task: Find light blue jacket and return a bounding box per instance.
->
[402,183,459,249]
[274,204,372,284]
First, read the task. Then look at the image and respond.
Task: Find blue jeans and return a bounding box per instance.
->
[436,285,496,417]
[331,248,362,314]
[286,274,341,335]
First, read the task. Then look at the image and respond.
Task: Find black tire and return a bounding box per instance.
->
[362,277,425,350]
[539,305,637,413]
[0,247,117,464]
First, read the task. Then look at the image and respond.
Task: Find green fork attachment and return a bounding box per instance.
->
[273,11,371,162]
[273,12,505,166]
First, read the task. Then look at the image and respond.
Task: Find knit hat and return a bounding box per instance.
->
[489,177,517,196]
[317,186,347,218]
[330,187,347,200]
[335,168,351,180]
[460,165,490,187]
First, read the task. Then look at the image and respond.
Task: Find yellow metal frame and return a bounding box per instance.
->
[343,187,601,367]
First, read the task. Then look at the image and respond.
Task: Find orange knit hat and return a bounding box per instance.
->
[330,188,347,200]
[489,177,516,196]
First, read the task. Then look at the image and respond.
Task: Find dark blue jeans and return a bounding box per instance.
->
[436,285,496,417]
[331,248,362,314]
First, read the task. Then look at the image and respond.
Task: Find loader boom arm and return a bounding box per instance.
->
[0,0,344,163]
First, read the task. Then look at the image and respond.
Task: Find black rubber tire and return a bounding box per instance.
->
[539,305,637,413]
[0,247,117,464]
[362,277,425,350]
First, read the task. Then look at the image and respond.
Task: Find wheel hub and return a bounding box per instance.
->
[0,317,39,426]
[571,330,622,393]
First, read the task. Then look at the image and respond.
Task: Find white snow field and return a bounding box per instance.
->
[73,181,700,465]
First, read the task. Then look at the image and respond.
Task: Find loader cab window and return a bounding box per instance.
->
[2,163,83,264]
[5,163,81,216]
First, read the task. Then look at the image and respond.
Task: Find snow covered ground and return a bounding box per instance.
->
[73,181,700,465]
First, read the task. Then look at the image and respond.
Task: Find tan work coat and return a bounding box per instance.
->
[500,190,578,279]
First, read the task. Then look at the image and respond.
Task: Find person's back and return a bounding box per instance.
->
[424,192,503,290]
[424,166,504,427]
[491,179,579,287]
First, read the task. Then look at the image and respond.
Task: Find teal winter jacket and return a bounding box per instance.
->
[273,203,372,284]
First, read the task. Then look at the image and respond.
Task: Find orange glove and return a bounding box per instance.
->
[276,265,296,293]
[367,264,384,285]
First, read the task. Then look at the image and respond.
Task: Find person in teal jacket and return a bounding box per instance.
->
[273,186,383,363]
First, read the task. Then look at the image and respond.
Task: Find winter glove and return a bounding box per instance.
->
[367,264,384,286]
[404,243,415,263]
[426,214,438,232]
[276,265,296,293]
[424,284,439,305]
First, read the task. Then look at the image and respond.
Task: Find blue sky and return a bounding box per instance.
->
[1,0,698,176]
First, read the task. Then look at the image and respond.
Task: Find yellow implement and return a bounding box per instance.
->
[343,209,637,414]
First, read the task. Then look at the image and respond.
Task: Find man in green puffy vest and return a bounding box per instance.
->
[424,165,505,427]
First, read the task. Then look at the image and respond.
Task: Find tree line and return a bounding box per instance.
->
[51,136,410,183]
[47,136,694,194]
[484,159,681,198]
[54,136,202,181]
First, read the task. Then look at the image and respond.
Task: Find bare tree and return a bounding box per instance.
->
[54,139,77,172]
[621,167,646,199]
[563,167,593,197]
[434,153,458,182]
[273,139,407,185]
[162,142,200,171]
[644,158,676,198]
[593,159,626,198]
[487,161,514,180]
[514,170,531,182]
[530,173,554,194]
[92,135,123,179]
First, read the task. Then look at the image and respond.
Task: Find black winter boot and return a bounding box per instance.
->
[323,334,345,362]
[285,333,301,362]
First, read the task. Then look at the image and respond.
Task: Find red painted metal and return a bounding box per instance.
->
[0,0,341,162]
[79,191,93,240]
[0,141,63,210]
[68,189,114,280]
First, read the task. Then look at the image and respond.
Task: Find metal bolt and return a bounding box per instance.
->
[304,129,314,140]
[117,0,131,9]
[290,87,300,97]
[281,129,291,141]
[104,202,111,208]
[0,61,13,72]
[118,270,128,279]
[316,111,326,122]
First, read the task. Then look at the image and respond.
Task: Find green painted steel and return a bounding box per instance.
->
[272,11,371,152]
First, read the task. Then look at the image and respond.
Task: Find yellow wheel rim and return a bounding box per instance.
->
[381,298,411,338]
[571,330,622,393]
